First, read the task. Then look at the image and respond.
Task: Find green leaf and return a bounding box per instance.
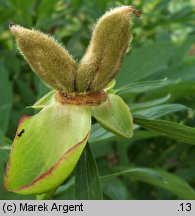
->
[0,60,13,133]
[0,129,12,147]
[37,0,58,25]
[115,78,167,95]
[91,94,133,138]
[30,90,56,109]
[169,36,194,67]
[101,168,195,199]
[34,75,51,99]
[75,143,103,200]
[134,116,195,145]
[16,79,36,105]
[53,177,75,199]
[133,104,187,119]
[102,178,128,200]
[101,167,165,182]
[168,63,195,81]
[5,103,91,194]
[116,41,176,87]
[130,94,171,112]
[89,124,115,144]
[133,130,160,141]
[171,6,194,20]
[140,169,195,200]
[140,81,195,102]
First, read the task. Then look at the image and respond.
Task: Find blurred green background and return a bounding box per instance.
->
[1,0,195,200]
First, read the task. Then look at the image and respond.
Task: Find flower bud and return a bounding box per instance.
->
[10,25,77,92]
[76,6,138,92]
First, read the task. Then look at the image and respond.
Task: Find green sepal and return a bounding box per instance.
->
[29,90,56,109]
[5,102,91,194]
[91,94,133,138]
[104,79,116,94]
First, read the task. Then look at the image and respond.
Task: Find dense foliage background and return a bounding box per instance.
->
[1,0,195,200]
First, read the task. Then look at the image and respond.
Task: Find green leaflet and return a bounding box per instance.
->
[130,94,171,112]
[91,94,133,138]
[133,104,187,119]
[101,168,165,182]
[101,168,195,199]
[115,78,167,95]
[134,116,195,145]
[102,178,128,200]
[75,143,103,200]
[5,103,91,195]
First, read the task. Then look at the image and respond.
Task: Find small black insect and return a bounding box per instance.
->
[17,129,25,138]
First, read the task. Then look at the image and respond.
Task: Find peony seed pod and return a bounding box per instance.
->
[76,6,139,92]
[10,25,77,93]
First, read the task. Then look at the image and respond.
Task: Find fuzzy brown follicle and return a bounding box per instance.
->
[55,91,107,106]
[76,6,141,93]
[10,24,77,93]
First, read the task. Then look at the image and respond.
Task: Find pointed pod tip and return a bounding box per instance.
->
[9,22,16,29]
[129,7,141,17]
[105,6,141,17]
[9,24,24,36]
[134,9,141,17]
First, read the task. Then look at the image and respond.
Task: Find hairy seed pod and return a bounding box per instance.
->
[10,25,77,93]
[76,6,137,92]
